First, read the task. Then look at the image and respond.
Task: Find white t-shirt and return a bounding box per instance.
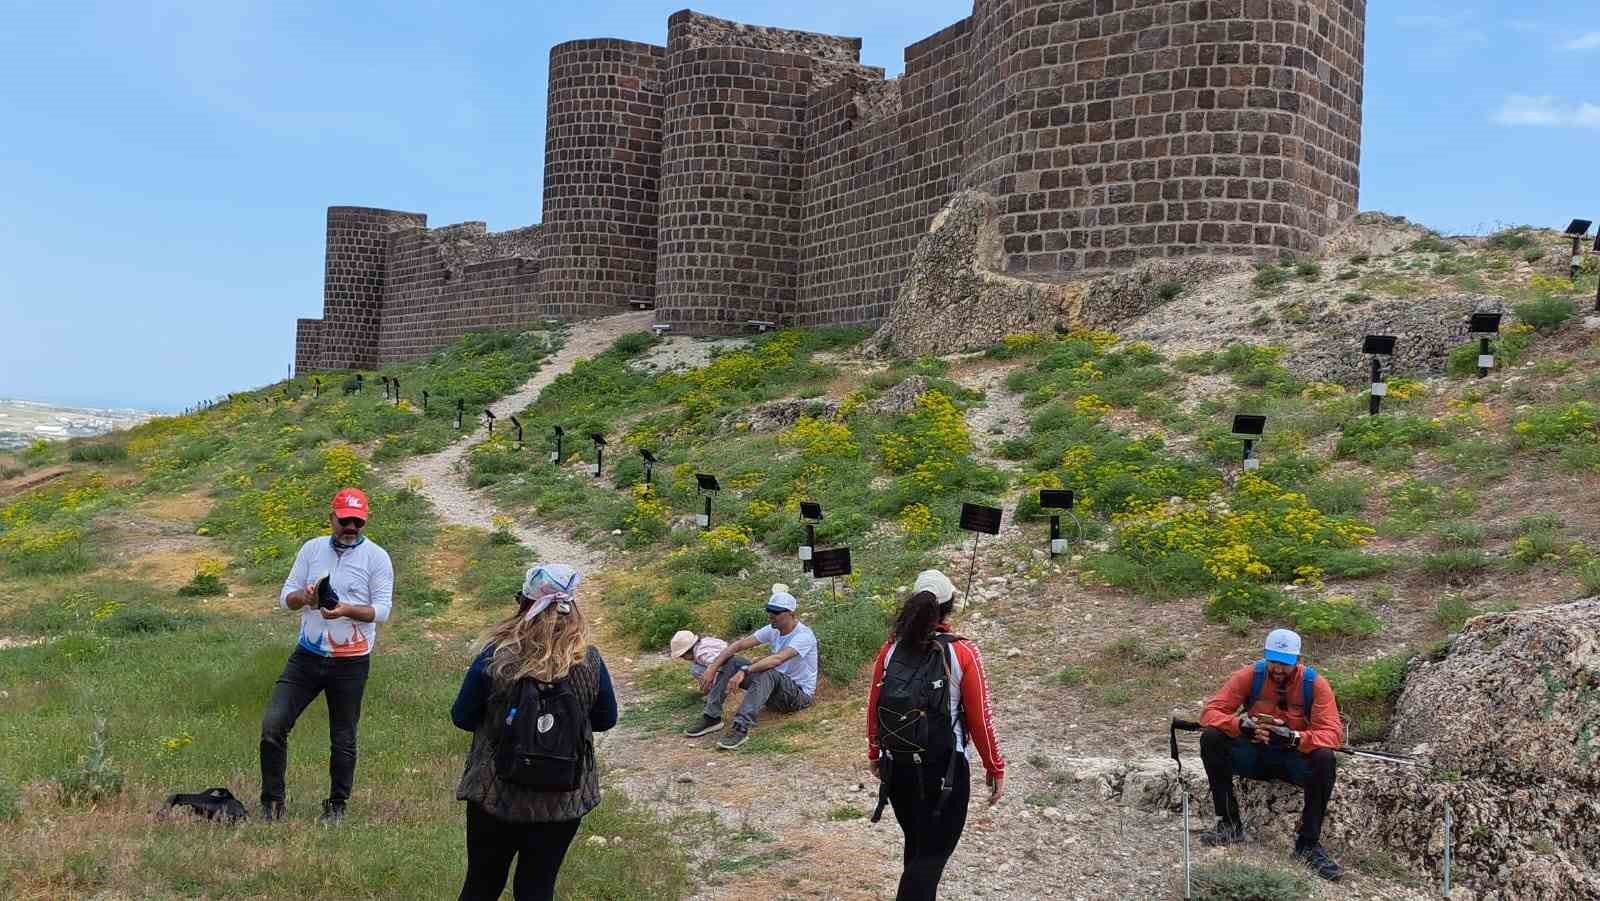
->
[753,622,819,697]
[279,536,394,657]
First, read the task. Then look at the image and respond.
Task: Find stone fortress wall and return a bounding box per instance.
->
[295,1,1365,370]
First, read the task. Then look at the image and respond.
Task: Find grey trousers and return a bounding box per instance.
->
[703,656,812,730]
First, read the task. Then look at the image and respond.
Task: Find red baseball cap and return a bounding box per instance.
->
[332,488,370,521]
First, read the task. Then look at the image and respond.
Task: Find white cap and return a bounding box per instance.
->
[1264,628,1302,664]
[669,630,698,659]
[914,569,957,605]
[766,586,798,613]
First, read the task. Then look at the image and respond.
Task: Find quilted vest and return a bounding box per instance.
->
[455,645,602,823]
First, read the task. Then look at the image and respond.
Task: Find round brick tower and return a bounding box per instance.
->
[653,12,821,334]
[540,39,666,319]
[319,206,426,370]
[962,0,1364,275]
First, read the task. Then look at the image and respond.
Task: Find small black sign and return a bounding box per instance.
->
[811,547,852,578]
[1361,335,1397,356]
[590,433,607,446]
[696,473,721,492]
[640,448,657,463]
[1039,489,1075,510]
[960,502,1003,535]
[1468,312,1503,334]
[1230,414,1267,438]
[1565,219,1592,237]
[553,424,564,436]
[800,501,823,520]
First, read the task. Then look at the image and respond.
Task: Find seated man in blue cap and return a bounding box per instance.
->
[684,583,819,750]
[1197,628,1346,882]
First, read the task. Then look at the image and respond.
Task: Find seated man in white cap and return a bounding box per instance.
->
[684,584,819,750]
[1197,628,1346,882]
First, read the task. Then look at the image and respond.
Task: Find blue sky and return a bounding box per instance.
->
[1,1,1594,411]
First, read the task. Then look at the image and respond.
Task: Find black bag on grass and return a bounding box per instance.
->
[165,788,248,823]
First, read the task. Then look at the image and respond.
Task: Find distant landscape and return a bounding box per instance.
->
[0,399,154,451]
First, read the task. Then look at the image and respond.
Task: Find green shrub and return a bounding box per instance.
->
[67,442,128,463]
[1205,583,1292,623]
[1191,861,1310,901]
[1511,401,1597,448]
[809,596,889,685]
[1287,595,1382,639]
[97,605,184,636]
[1408,233,1456,254]
[1523,248,1546,263]
[1302,476,1366,515]
[1447,327,1535,376]
[1335,414,1449,465]
[668,572,716,604]
[1340,292,1373,304]
[610,331,658,357]
[1514,295,1575,332]
[1487,228,1536,253]
[1420,549,1492,583]
[1253,265,1290,290]
[1294,261,1322,280]
[621,596,701,653]
[1433,521,1485,549]
[1155,281,1184,302]
[54,718,123,806]
[1350,253,1371,264]
[1335,269,1359,281]
[176,572,227,597]
[1056,665,1089,687]
[0,780,18,821]
[1579,559,1600,595]
[1327,651,1412,744]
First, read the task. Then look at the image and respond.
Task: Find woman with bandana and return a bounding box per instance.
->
[450,563,618,901]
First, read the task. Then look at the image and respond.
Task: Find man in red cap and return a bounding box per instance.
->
[259,487,394,824]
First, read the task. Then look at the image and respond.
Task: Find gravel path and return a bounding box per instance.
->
[394,310,654,571]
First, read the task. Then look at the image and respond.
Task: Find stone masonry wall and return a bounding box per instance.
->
[293,2,1366,367]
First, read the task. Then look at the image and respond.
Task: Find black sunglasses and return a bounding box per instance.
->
[337,517,366,528]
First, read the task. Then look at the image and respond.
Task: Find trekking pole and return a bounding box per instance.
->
[963,531,981,602]
[1170,718,1201,900]
[1443,798,1452,897]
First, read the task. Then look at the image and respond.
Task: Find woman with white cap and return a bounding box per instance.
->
[450,564,618,901]
[866,569,1005,901]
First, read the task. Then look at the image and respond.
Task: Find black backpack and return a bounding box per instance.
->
[496,676,590,792]
[164,788,248,823]
[871,635,964,823]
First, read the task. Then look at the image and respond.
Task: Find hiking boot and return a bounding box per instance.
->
[260,800,285,822]
[319,800,346,826]
[1198,818,1248,847]
[1293,845,1344,882]
[716,725,749,750]
[684,715,723,738]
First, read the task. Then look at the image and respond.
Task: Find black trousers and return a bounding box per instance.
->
[459,802,582,901]
[1199,726,1337,848]
[259,648,371,806]
[886,752,971,901]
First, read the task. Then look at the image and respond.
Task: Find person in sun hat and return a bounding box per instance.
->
[451,563,618,901]
[685,583,819,749]
[1197,628,1346,882]
[260,487,394,825]
[669,628,729,683]
[866,569,1005,901]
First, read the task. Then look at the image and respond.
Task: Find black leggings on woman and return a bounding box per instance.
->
[459,802,581,901]
[887,752,971,901]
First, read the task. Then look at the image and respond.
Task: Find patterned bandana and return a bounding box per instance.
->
[518,563,582,621]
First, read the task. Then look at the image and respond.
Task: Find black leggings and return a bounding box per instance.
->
[887,752,971,901]
[459,802,581,901]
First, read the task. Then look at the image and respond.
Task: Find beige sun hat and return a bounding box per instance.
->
[669,629,698,659]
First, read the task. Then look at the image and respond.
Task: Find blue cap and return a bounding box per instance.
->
[1263,628,1302,664]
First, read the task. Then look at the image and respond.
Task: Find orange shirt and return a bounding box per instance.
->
[1200,662,1344,753]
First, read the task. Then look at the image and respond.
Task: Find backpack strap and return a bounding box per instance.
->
[1245,659,1268,711]
[1300,666,1318,720]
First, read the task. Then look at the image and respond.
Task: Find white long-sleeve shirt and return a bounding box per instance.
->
[279,536,394,657]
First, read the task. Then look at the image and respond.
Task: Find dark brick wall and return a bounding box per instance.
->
[317,207,427,369]
[541,39,666,319]
[294,318,324,376]
[961,0,1367,275]
[654,13,823,334]
[379,222,546,361]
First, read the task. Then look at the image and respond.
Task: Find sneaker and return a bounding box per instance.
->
[319,800,346,826]
[716,725,749,750]
[1198,818,1248,847]
[684,715,724,738]
[1293,845,1344,882]
[259,800,285,822]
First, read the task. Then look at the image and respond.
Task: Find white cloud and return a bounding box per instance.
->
[1493,95,1600,129]
[1561,31,1600,50]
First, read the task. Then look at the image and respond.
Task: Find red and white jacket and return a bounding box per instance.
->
[866,624,1005,782]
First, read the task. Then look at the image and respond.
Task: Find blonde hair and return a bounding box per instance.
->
[483,600,590,687]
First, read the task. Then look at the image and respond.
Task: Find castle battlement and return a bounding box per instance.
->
[296,2,1365,370]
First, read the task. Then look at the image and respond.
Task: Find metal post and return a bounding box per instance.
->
[703,495,712,530]
[455,399,463,430]
[393,378,400,406]
[1593,268,1600,312]
[554,431,563,463]
[1242,438,1257,470]
[485,410,494,436]
[511,415,523,449]
[422,390,429,412]
[964,532,982,601]
[1478,336,1491,378]
[1049,514,1062,557]
[314,379,320,398]
[594,443,603,477]
[1182,785,1192,899]
[644,460,654,484]
[803,522,815,573]
[1369,357,1382,416]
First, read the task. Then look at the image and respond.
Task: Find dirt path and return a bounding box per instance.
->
[394,311,653,571]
